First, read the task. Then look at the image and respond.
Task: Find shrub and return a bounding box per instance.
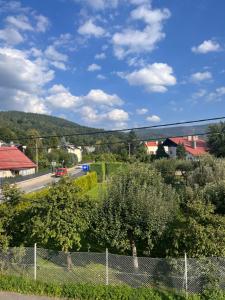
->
[90,162,105,182]
[105,162,124,178]
[0,274,209,300]
[73,172,98,193]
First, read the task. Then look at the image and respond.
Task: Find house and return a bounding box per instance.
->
[144,141,159,155]
[163,136,207,160]
[0,146,36,178]
[144,141,168,155]
[65,144,82,163]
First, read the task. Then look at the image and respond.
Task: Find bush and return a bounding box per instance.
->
[0,274,208,300]
[105,162,124,178]
[73,172,98,194]
[90,162,106,182]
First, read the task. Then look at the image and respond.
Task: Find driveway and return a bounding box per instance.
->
[0,292,65,300]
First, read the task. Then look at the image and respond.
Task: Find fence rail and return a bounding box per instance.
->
[0,246,225,294]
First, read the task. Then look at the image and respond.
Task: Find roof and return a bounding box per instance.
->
[0,147,36,170]
[145,141,158,147]
[167,137,207,156]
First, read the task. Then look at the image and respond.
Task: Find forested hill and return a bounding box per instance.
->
[0,111,211,145]
[135,124,210,140]
[0,111,124,145]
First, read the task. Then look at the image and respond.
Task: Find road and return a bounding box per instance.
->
[0,292,63,300]
[16,167,84,193]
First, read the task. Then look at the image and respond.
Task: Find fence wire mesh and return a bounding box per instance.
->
[0,246,225,293]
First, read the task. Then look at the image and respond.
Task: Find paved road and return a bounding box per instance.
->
[16,167,84,193]
[0,291,64,300]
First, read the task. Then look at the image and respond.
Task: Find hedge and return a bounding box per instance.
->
[73,172,98,194]
[105,162,124,178]
[0,274,209,300]
[90,162,106,182]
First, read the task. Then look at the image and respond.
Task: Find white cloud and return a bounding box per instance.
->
[207,87,225,102]
[44,45,68,70]
[130,0,150,5]
[146,115,160,122]
[97,74,106,80]
[77,0,118,10]
[45,45,68,62]
[0,47,54,113]
[136,108,148,115]
[112,4,170,58]
[87,63,101,71]
[0,27,24,45]
[46,84,80,108]
[107,108,129,121]
[95,52,106,60]
[192,40,222,54]
[82,89,123,106]
[78,20,105,38]
[191,71,212,82]
[35,15,50,32]
[192,89,207,99]
[121,63,176,93]
[5,15,33,31]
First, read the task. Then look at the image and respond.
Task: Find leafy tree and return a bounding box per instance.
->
[203,181,225,214]
[127,130,139,156]
[2,184,23,206]
[25,129,43,163]
[24,178,93,253]
[163,198,225,257]
[0,127,16,143]
[156,143,168,159]
[154,158,177,185]
[187,155,225,187]
[95,153,117,162]
[95,164,178,268]
[176,143,186,159]
[207,122,225,157]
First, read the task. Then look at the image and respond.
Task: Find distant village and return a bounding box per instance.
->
[0,135,207,179]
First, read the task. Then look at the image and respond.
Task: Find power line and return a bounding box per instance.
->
[0,130,220,151]
[1,116,225,142]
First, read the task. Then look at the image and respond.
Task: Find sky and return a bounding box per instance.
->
[0,0,224,129]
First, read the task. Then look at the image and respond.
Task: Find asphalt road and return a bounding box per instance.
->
[0,292,63,300]
[16,168,84,193]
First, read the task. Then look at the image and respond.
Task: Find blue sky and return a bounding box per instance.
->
[0,0,224,129]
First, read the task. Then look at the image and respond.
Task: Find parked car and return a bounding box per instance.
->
[55,167,68,177]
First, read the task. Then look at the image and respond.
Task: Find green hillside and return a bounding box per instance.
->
[0,111,124,146]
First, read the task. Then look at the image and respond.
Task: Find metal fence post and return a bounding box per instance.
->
[106,248,109,285]
[34,243,37,281]
[184,252,188,298]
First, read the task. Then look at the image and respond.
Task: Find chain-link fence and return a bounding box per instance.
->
[0,246,225,294]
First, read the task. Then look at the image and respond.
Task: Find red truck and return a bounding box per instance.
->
[55,167,68,177]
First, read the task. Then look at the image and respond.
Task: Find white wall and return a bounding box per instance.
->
[19,168,36,176]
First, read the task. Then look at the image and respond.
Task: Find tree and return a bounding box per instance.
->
[25,129,43,163]
[127,130,139,156]
[163,198,225,258]
[155,143,168,159]
[0,127,16,143]
[95,164,178,269]
[25,178,93,253]
[176,143,186,159]
[203,181,225,214]
[207,122,225,157]
[187,155,225,187]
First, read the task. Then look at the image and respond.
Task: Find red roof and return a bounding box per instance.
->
[0,147,36,170]
[145,141,158,147]
[169,137,207,156]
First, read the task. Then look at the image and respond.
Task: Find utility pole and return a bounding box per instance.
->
[35,138,39,173]
[128,143,131,159]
